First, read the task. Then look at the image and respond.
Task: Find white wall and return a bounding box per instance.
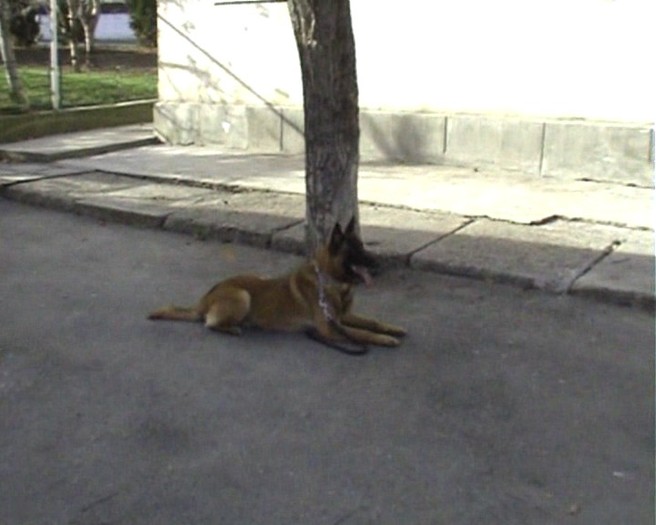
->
[158,0,654,123]
[353,0,654,122]
[157,1,300,107]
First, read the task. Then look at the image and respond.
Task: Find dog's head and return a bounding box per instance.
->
[318,217,377,286]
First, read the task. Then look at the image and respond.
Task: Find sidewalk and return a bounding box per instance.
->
[1,125,653,308]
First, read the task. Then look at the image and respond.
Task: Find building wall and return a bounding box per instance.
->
[155,0,654,184]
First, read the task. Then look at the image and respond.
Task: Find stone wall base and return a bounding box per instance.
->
[154,102,654,187]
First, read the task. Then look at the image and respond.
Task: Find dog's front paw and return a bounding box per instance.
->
[384,325,407,337]
[378,334,401,347]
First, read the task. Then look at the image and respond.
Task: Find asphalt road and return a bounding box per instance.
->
[1,200,653,525]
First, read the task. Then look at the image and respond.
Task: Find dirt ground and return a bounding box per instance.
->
[14,43,157,71]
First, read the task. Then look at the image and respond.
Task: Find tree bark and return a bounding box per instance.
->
[0,0,29,110]
[60,0,99,70]
[65,0,80,71]
[79,0,100,67]
[287,0,360,254]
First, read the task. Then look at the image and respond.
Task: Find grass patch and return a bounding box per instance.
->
[0,66,157,114]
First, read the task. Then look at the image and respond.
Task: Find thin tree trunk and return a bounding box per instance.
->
[81,19,93,67]
[66,0,80,71]
[0,0,29,110]
[80,0,99,67]
[287,0,360,254]
[68,38,79,71]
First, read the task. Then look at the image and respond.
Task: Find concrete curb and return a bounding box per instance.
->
[1,169,653,311]
[0,100,155,144]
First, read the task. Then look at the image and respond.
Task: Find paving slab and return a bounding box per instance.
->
[64,145,652,228]
[164,191,305,247]
[571,229,655,307]
[66,145,306,191]
[535,180,653,229]
[410,219,632,292]
[357,167,653,229]
[0,124,158,162]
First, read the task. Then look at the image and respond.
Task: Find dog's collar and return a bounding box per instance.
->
[312,260,335,322]
[310,260,368,355]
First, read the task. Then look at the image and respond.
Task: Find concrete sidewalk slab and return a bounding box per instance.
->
[61,144,652,228]
[411,219,630,293]
[0,127,653,309]
[571,230,655,307]
[534,180,653,230]
[0,124,158,162]
[358,169,652,229]
[65,145,306,189]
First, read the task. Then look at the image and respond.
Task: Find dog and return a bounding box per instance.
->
[148,218,406,354]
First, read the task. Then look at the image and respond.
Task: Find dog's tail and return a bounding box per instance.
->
[148,305,202,322]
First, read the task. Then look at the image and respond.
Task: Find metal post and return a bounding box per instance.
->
[49,0,60,109]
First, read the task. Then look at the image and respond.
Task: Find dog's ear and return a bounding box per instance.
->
[329,222,345,253]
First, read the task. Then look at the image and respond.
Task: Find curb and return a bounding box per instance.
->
[0,100,155,144]
[1,172,653,312]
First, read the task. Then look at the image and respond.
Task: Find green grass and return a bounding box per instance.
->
[0,67,157,113]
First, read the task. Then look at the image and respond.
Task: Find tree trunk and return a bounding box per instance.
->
[65,0,80,71]
[80,0,99,67]
[287,0,360,254]
[0,0,29,110]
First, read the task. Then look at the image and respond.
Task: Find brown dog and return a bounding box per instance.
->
[148,218,406,354]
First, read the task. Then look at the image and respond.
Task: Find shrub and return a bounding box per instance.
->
[8,0,40,47]
[126,0,157,47]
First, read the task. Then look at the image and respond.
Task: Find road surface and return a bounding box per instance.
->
[1,200,653,524]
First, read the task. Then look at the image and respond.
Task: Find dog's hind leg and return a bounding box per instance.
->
[205,289,251,335]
